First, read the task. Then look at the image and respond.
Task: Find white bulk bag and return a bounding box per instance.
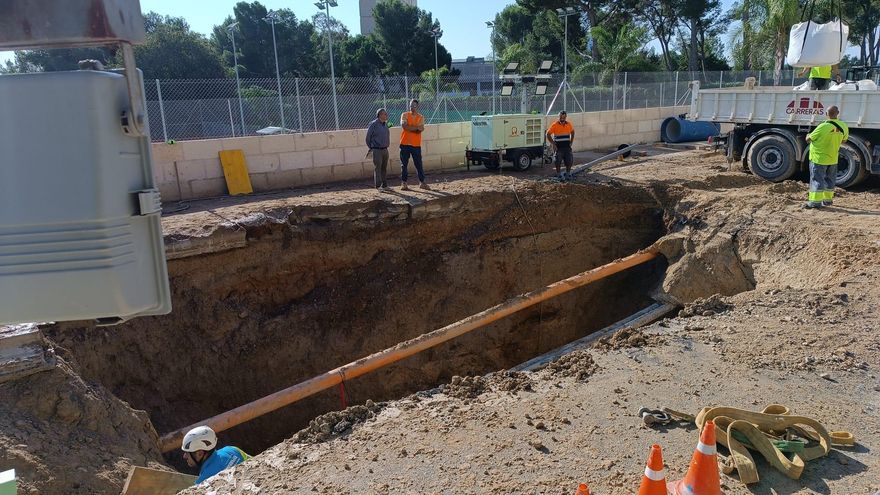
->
[786,20,849,67]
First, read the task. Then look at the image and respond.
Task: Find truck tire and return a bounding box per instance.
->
[835,141,869,188]
[482,159,500,171]
[512,151,532,171]
[747,134,798,182]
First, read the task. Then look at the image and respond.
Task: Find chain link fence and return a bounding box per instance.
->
[144,69,811,143]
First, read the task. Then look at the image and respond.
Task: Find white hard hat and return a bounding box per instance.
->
[181,426,217,452]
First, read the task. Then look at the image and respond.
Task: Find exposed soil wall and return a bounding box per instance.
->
[45,181,666,458]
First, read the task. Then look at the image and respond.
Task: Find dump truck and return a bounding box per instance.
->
[465,114,548,171]
[689,78,880,187]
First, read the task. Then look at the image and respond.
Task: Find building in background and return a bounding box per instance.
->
[452,56,496,95]
[360,0,417,35]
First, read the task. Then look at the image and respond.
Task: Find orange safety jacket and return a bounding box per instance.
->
[400,111,424,147]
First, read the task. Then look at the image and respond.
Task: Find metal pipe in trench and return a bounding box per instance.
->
[159,249,660,453]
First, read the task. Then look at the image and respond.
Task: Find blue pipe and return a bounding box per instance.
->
[660,116,720,143]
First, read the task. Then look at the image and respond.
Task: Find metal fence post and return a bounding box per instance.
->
[719,71,724,89]
[623,72,628,110]
[155,79,168,142]
[674,71,679,106]
[791,69,795,86]
[660,81,664,108]
[582,87,586,111]
[295,78,303,133]
[228,99,236,138]
[312,95,318,132]
[405,74,409,102]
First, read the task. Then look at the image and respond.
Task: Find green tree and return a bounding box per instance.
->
[410,66,460,99]
[591,23,648,81]
[340,35,383,77]
[310,12,351,78]
[1,47,115,73]
[636,0,679,70]
[841,0,880,65]
[125,13,225,79]
[751,0,799,84]
[516,0,634,62]
[372,0,452,75]
[212,2,318,78]
[678,0,723,72]
[491,6,582,74]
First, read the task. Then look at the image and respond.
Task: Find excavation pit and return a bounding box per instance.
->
[44,178,668,463]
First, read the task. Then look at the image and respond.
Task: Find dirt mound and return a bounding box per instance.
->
[487,370,534,393]
[291,400,385,444]
[440,375,488,399]
[768,181,805,194]
[543,350,599,381]
[0,359,166,495]
[654,232,756,305]
[679,293,733,317]
[592,327,665,350]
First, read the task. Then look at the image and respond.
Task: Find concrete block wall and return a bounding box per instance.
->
[152,106,688,201]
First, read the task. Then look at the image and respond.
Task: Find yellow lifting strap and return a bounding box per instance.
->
[694,405,855,485]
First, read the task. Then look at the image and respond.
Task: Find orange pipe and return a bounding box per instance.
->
[159,249,658,452]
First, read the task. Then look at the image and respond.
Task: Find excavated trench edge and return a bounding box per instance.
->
[46,182,671,463]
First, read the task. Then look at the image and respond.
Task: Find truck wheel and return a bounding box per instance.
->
[747,134,797,182]
[482,159,499,171]
[835,141,869,188]
[512,151,532,171]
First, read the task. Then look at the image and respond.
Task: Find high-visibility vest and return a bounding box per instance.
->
[400,111,424,147]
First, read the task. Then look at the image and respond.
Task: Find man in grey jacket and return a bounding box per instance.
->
[365,108,391,191]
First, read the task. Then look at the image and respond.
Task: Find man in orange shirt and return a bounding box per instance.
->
[547,111,575,181]
[399,99,430,190]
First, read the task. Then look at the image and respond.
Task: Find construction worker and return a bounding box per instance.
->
[798,64,840,90]
[366,108,390,191]
[181,425,250,485]
[399,99,430,190]
[805,105,847,209]
[547,110,575,180]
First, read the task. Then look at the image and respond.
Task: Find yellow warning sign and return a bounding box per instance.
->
[218,149,253,195]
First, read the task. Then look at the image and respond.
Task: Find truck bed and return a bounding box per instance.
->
[688,81,880,129]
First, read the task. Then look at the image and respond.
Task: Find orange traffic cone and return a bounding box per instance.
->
[637,444,668,495]
[668,419,725,495]
[574,483,591,495]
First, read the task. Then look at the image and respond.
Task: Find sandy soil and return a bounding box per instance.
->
[3,147,879,495]
[180,150,880,494]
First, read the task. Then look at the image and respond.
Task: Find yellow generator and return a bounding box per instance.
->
[465,114,547,171]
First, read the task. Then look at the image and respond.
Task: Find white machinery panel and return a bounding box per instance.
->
[0,70,171,325]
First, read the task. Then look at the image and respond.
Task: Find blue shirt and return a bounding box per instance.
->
[195,446,249,484]
[365,118,390,149]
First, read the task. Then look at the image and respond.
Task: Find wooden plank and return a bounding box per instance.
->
[511,302,676,372]
[0,469,16,495]
[218,149,253,196]
[121,467,197,495]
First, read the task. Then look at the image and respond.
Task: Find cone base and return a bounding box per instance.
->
[667,478,725,495]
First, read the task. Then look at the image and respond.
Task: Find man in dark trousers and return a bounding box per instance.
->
[805,105,848,208]
[365,108,390,191]
[547,111,575,181]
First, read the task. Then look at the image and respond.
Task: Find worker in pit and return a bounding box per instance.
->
[805,105,848,209]
[798,64,840,90]
[547,110,575,180]
[181,425,250,485]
